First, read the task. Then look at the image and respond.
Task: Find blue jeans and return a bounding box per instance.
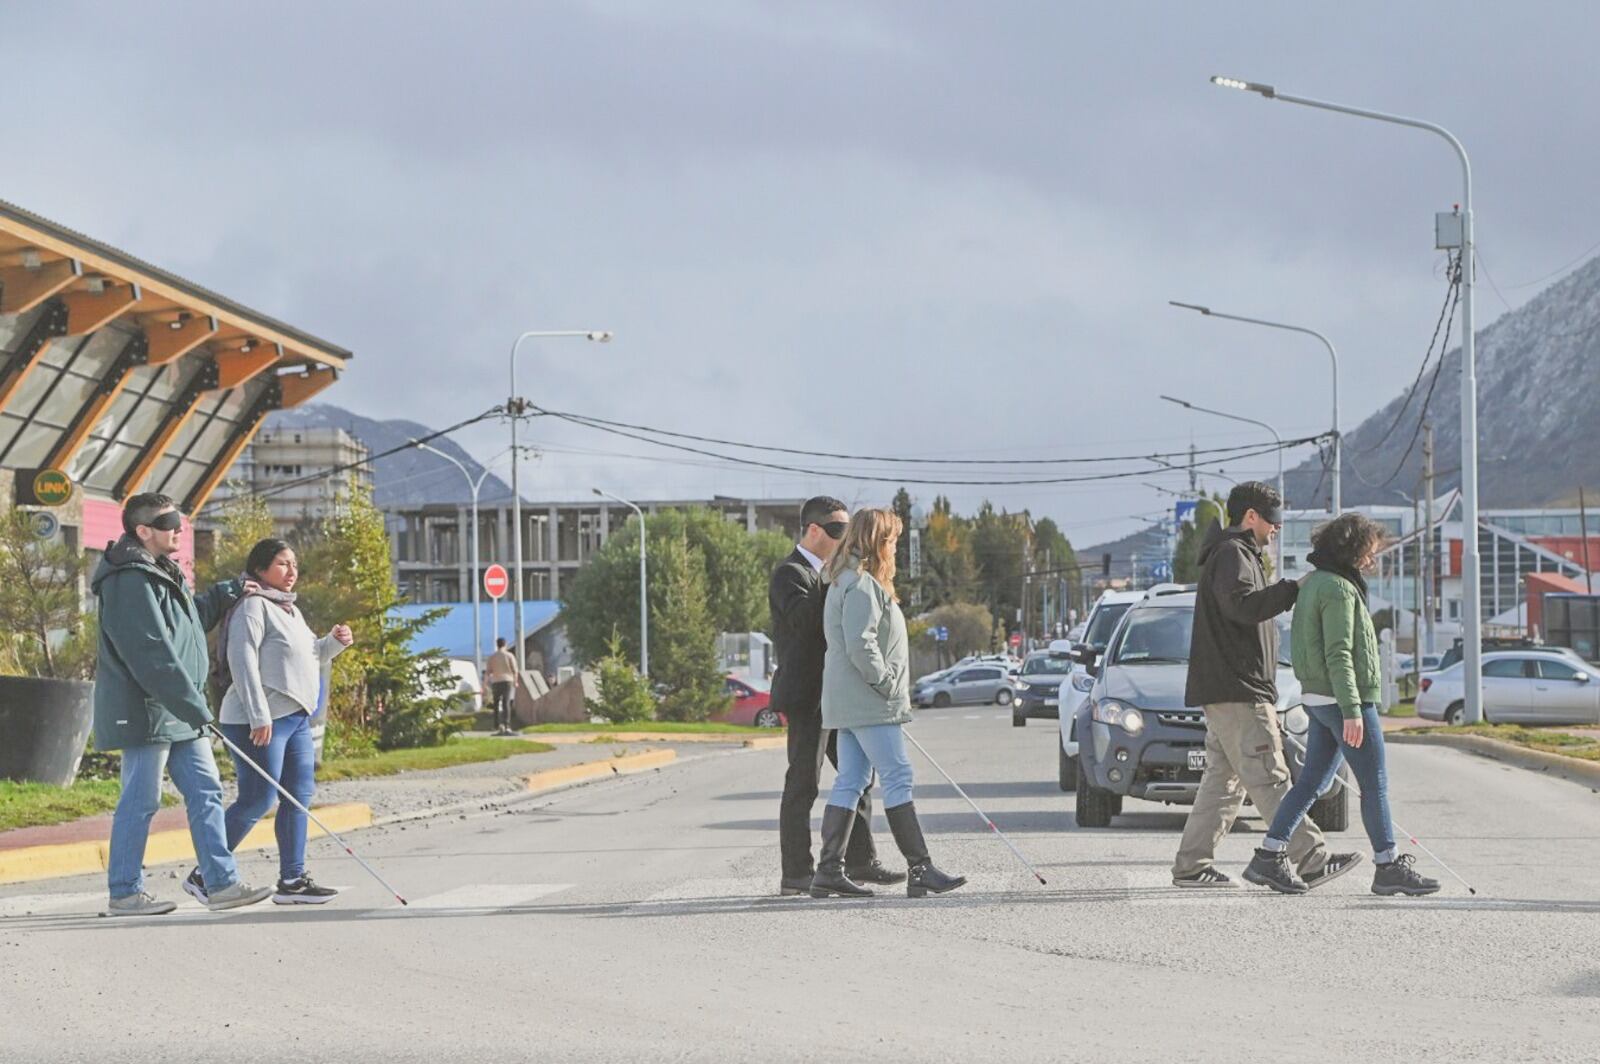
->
[1267,704,1396,862]
[108,737,239,899]
[828,723,915,811]
[223,711,315,881]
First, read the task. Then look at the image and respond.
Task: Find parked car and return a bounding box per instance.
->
[1070,590,1347,829]
[1436,637,1558,672]
[1011,646,1077,727]
[914,663,1015,708]
[1397,653,1443,673]
[1056,588,1145,792]
[719,675,783,728]
[1416,649,1600,725]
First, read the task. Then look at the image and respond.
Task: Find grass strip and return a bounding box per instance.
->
[521,721,771,735]
[0,780,175,833]
[1413,723,1600,762]
[316,737,556,781]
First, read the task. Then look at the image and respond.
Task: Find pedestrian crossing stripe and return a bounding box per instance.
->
[0,891,105,918]
[400,883,572,911]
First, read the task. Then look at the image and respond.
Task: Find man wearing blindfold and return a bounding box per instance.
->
[771,496,900,895]
[93,493,274,915]
[1172,482,1360,891]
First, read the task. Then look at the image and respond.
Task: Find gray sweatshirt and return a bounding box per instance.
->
[218,595,347,729]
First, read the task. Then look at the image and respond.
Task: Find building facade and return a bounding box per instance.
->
[385,496,803,603]
[211,425,370,532]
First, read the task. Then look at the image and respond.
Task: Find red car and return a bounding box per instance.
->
[719,675,784,728]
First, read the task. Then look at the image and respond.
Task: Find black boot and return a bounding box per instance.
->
[809,806,874,898]
[885,802,967,898]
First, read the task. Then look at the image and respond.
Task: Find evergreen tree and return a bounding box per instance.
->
[650,534,728,722]
[0,509,94,679]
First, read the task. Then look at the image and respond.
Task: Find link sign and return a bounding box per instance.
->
[15,468,73,506]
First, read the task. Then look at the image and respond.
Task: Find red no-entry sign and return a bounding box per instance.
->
[483,564,509,600]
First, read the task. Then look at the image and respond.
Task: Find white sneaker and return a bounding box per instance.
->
[204,881,273,911]
[104,892,176,917]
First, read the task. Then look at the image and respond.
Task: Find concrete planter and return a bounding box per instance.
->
[0,676,95,786]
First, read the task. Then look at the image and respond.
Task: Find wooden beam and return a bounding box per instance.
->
[277,365,339,408]
[214,344,281,388]
[62,283,141,335]
[144,313,218,365]
[115,359,218,499]
[43,332,149,469]
[0,299,69,411]
[0,258,82,315]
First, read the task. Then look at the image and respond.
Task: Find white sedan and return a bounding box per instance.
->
[1416,648,1600,725]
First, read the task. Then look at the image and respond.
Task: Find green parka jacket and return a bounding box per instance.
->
[1290,568,1381,720]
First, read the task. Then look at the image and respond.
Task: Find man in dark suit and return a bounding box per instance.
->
[772,496,903,895]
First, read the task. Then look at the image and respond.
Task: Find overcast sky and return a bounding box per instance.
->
[7,1,1599,544]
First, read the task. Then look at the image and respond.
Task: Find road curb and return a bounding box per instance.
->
[741,736,786,750]
[1389,730,1600,788]
[0,802,372,887]
[524,749,676,792]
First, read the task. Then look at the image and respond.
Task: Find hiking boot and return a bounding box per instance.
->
[779,874,813,897]
[182,867,209,906]
[204,881,273,912]
[1302,852,1364,891]
[885,802,966,898]
[104,892,176,917]
[845,859,908,886]
[1172,866,1235,888]
[1243,848,1309,895]
[809,806,874,898]
[1372,854,1441,897]
[273,874,339,905]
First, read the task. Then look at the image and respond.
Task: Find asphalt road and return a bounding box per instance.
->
[5,707,1600,1063]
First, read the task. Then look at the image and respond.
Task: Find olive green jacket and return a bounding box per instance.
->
[1290,569,1381,719]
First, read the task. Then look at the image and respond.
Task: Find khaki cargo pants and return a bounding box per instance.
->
[1172,701,1328,880]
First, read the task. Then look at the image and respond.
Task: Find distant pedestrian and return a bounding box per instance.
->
[771,496,900,896]
[1257,512,1440,896]
[193,538,353,907]
[94,494,272,916]
[485,637,518,735]
[813,507,965,898]
[1171,481,1362,892]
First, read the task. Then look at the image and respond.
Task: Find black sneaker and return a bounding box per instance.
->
[1172,866,1235,888]
[182,867,209,906]
[1372,854,1441,897]
[1302,852,1364,891]
[273,874,339,905]
[1243,848,1309,895]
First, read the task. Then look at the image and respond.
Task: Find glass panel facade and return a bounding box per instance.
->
[76,360,191,492]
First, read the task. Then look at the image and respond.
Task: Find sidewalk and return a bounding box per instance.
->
[0,735,765,886]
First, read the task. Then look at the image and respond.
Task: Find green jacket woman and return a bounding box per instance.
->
[1290,567,1382,720]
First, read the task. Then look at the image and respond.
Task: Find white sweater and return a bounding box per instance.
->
[217,595,346,729]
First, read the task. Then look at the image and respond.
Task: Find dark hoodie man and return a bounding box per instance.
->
[96,493,272,916]
[1170,482,1360,891]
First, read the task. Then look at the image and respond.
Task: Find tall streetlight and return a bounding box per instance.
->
[1161,395,1287,573]
[1169,301,1340,516]
[592,487,648,677]
[412,440,496,692]
[509,329,612,676]
[1208,74,1484,723]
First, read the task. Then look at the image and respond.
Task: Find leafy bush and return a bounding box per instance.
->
[0,508,95,679]
[585,632,658,724]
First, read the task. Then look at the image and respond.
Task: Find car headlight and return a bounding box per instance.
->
[1071,673,1095,693]
[1014,681,1032,692]
[1092,700,1144,735]
[1282,705,1309,736]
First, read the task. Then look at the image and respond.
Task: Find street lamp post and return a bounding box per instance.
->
[593,488,648,677]
[413,441,495,687]
[1208,74,1484,723]
[509,330,612,677]
[1161,394,1287,574]
[1169,301,1340,516]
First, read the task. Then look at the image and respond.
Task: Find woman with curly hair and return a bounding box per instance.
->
[1247,512,1440,896]
[809,507,966,899]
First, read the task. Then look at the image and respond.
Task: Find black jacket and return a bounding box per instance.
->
[1185,524,1299,708]
[768,548,826,719]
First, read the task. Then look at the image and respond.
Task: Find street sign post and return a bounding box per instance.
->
[1152,560,1173,582]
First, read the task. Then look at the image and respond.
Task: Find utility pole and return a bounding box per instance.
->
[1423,422,1436,656]
[1189,441,1198,495]
[1412,492,1421,695]
[1581,486,1594,596]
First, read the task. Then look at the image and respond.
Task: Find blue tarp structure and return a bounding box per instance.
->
[391,600,562,660]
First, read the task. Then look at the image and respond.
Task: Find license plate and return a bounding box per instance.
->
[1044,697,1058,706]
[1187,749,1207,771]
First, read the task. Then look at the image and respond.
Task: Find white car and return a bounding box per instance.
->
[1416,648,1600,725]
[1057,588,1146,791]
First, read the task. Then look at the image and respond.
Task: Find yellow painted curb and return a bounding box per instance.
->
[741,736,787,751]
[524,749,677,793]
[0,802,372,887]
[527,732,777,745]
